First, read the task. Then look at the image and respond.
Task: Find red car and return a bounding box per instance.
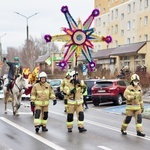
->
[91,79,129,106]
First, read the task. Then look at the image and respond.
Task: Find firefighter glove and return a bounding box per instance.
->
[53,100,57,105]
[30,102,35,108]
[3,57,6,63]
[70,88,76,94]
[141,108,144,113]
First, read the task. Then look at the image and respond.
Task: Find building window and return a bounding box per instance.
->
[132,19,135,29]
[115,40,118,47]
[98,18,101,26]
[127,21,131,30]
[108,14,110,23]
[111,11,114,20]
[132,37,135,43]
[139,35,142,41]
[140,0,142,10]
[144,34,148,41]
[144,16,148,25]
[139,18,142,26]
[127,38,130,44]
[121,30,124,36]
[115,25,118,33]
[127,4,131,13]
[98,31,101,35]
[145,0,148,8]
[121,13,124,20]
[115,9,118,18]
[111,26,113,34]
[103,22,106,27]
[103,8,106,13]
[133,2,135,12]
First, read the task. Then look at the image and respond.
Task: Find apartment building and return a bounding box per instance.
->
[93,0,150,72]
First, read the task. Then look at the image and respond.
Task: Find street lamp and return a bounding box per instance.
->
[14,12,38,50]
[0,33,7,60]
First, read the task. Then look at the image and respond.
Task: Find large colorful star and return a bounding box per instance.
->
[44,6,112,71]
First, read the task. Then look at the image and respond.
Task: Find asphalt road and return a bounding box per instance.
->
[0,99,150,150]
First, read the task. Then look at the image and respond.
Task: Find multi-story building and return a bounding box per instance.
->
[93,0,150,73]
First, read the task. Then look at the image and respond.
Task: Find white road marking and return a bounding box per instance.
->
[49,110,150,141]
[98,146,112,150]
[0,117,66,150]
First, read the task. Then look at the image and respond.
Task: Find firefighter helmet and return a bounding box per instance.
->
[131,74,140,82]
[39,72,47,78]
[66,72,71,77]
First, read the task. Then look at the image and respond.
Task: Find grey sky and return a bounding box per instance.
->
[0,0,94,52]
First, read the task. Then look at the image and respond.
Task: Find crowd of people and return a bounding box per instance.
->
[1,56,146,137]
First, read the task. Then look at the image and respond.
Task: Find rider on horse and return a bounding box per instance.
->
[3,57,23,93]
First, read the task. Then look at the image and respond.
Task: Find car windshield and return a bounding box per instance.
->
[96,81,113,87]
[85,81,95,88]
[50,80,61,86]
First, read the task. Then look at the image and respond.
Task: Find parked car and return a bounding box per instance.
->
[84,79,101,102]
[91,79,129,106]
[49,79,64,100]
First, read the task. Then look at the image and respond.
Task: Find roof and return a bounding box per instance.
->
[35,53,49,63]
[93,48,115,59]
[78,52,96,61]
[110,42,146,56]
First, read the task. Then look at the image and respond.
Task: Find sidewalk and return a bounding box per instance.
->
[143,98,150,103]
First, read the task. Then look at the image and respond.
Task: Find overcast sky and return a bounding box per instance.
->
[0,0,95,53]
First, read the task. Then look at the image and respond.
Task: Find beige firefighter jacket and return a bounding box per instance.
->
[30,82,56,106]
[124,84,144,110]
[60,78,70,99]
[63,80,86,104]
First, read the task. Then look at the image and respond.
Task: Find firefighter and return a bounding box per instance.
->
[121,74,145,137]
[82,82,88,109]
[30,71,57,133]
[64,71,87,133]
[60,72,71,112]
[3,57,23,93]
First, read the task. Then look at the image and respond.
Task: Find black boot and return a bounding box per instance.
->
[121,129,127,135]
[35,126,40,133]
[78,127,87,133]
[68,128,72,132]
[137,131,145,137]
[42,126,48,132]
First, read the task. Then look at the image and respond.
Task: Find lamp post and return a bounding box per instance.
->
[14,12,38,50]
[0,33,7,61]
[14,12,38,69]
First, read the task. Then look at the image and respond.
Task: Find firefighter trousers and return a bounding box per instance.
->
[66,103,84,129]
[34,105,49,127]
[121,109,143,132]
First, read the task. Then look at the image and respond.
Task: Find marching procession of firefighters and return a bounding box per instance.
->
[1,56,146,137]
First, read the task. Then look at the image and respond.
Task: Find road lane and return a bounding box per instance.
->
[0,100,150,150]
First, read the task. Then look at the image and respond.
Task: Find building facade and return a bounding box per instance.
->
[93,0,150,73]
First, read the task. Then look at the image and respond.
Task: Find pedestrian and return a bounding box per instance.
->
[121,73,145,137]
[64,71,87,133]
[3,57,23,93]
[82,82,88,109]
[60,72,71,113]
[30,71,57,133]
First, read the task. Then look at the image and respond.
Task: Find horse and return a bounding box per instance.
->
[3,74,29,116]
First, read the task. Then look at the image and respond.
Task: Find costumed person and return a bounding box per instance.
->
[64,71,87,133]
[3,57,23,93]
[82,82,88,109]
[30,71,57,133]
[60,72,71,113]
[121,74,145,137]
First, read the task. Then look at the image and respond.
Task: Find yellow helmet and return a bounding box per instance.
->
[131,74,140,82]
